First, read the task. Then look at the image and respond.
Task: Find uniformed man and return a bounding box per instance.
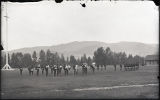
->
[31,68,34,75]
[120,64,122,71]
[36,64,40,76]
[53,65,57,77]
[45,65,49,77]
[41,67,44,75]
[19,66,23,76]
[114,64,116,71]
[91,62,96,73]
[28,67,31,76]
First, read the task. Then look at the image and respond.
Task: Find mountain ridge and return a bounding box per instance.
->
[7,41,158,58]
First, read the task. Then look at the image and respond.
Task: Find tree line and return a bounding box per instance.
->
[93,47,144,68]
[1,47,144,68]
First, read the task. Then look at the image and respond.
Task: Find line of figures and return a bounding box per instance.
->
[19,62,141,76]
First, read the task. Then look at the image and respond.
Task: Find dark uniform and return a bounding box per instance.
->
[114,64,116,71]
[82,63,87,75]
[53,65,58,77]
[50,65,54,74]
[19,67,23,75]
[120,64,122,71]
[97,65,99,70]
[58,65,63,76]
[28,67,31,76]
[45,65,49,77]
[90,65,95,73]
[41,67,44,75]
[31,68,34,75]
[64,65,69,76]
[36,67,40,76]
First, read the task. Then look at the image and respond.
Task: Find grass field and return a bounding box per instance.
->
[1,65,159,99]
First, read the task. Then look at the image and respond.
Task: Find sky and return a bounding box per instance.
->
[1,1,159,51]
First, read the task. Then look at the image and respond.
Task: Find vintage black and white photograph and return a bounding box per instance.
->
[1,0,159,99]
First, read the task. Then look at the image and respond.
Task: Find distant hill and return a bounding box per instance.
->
[8,41,158,58]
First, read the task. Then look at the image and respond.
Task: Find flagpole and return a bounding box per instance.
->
[2,2,12,70]
[6,1,8,65]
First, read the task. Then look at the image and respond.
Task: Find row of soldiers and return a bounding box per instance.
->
[18,63,140,76]
[26,64,71,76]
[123,64,140,71]
[18,63,94,76]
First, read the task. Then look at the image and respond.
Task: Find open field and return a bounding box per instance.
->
[1,65,159,99]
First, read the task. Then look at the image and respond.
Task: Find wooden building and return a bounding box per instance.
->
[145,55,159,66]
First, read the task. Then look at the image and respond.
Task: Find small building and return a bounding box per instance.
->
[145,55,159,66]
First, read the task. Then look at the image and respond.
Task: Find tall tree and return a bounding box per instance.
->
[77,58,81,65]
[10,53,16,68]
[8,54,11,65]
[133,55,144,65]
[93,47,106,66]
[22,53,32,68]
[66,57,69,65]
[32,51,37,67]
[120,52,127,65]
[70,55,77,66]
[105,47,112,65]
[46,49,52,65]
[60,54,65,66]
[81,54,87,64]
[39,50,46,68]
[87,56,92,65]
[32,51,37,60]
[51,52,60,65]
[1,54,6,68]
[16,52,23,68]
[127,54,134,65]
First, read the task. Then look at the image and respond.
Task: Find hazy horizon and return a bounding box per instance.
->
[2,1,159,51]
[5,40,158,51]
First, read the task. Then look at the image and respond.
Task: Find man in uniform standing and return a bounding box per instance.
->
[45,65,49,77]
[114,64,116,71]
[19,66,23,76]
